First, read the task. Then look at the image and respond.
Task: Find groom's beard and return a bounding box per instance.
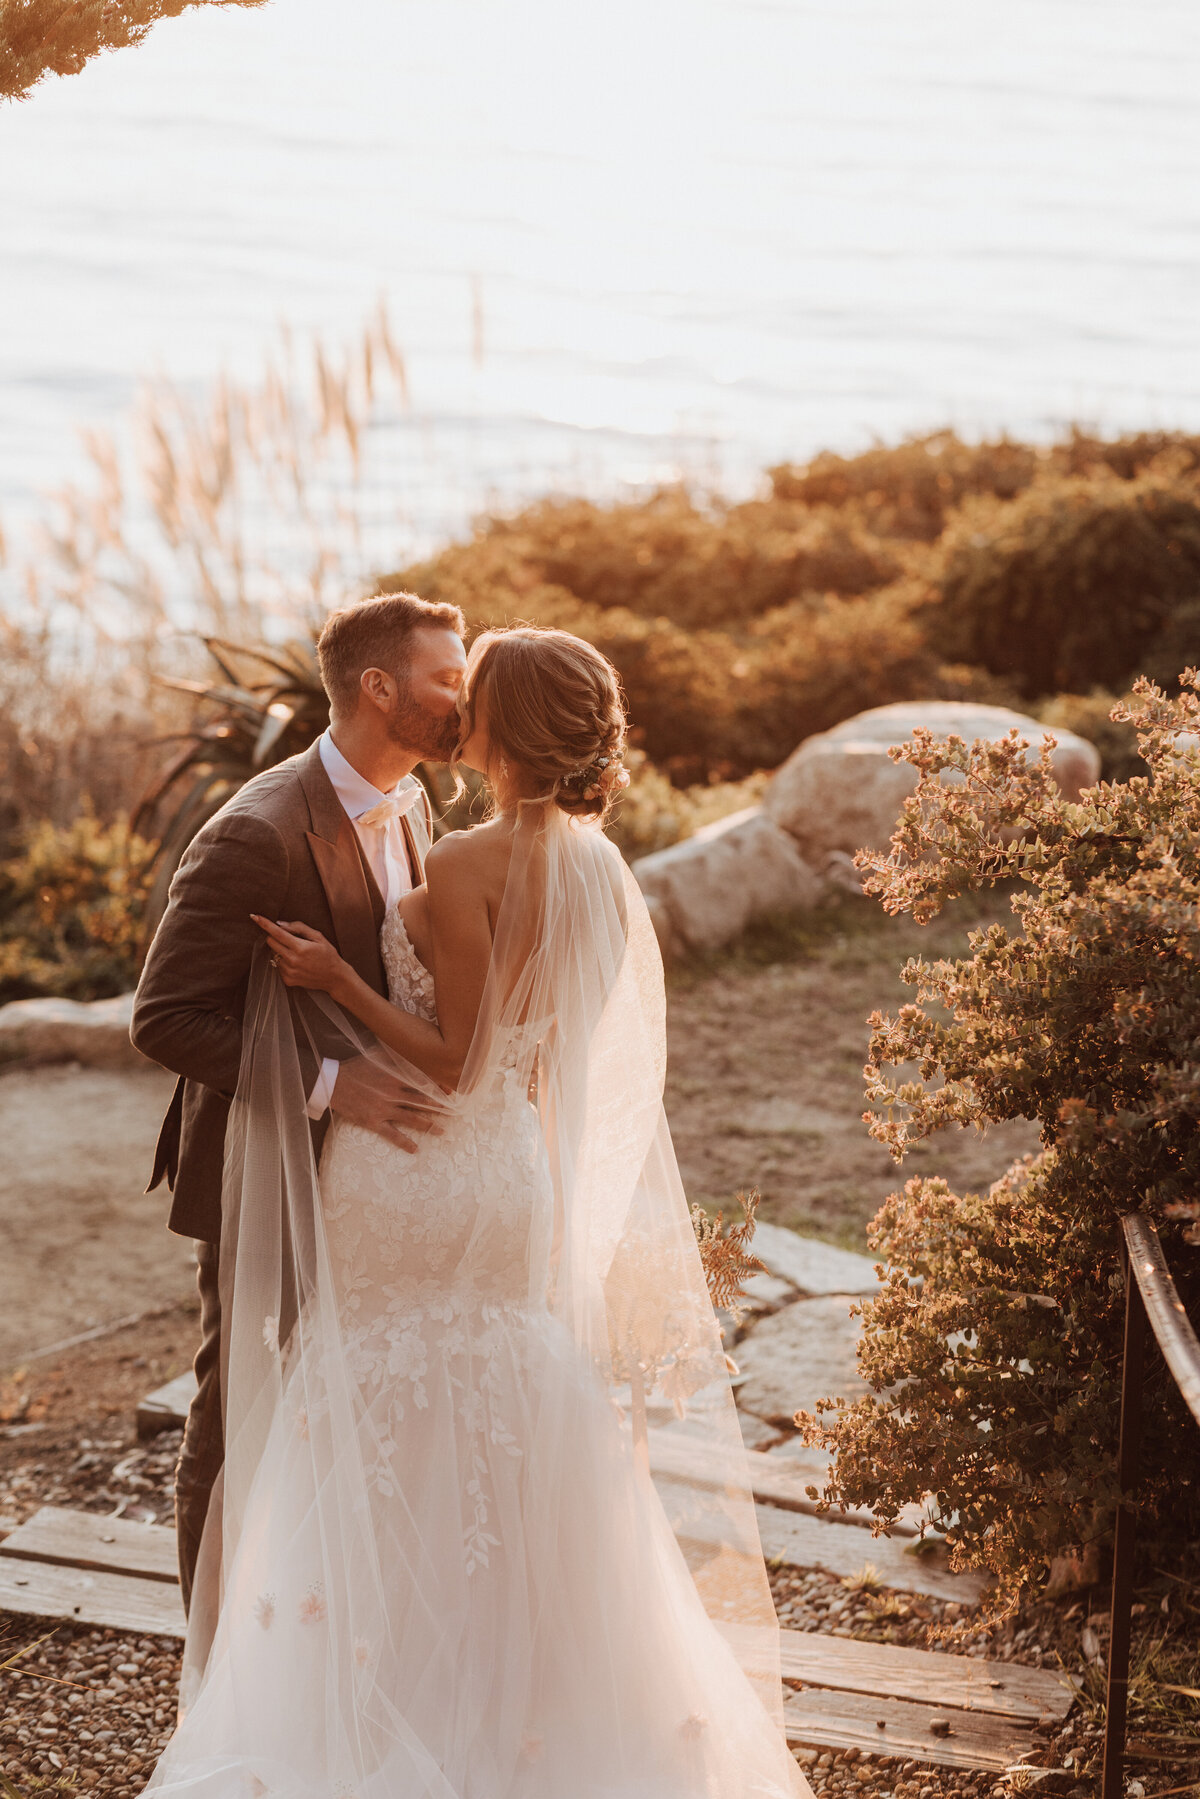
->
[386,681,461,763]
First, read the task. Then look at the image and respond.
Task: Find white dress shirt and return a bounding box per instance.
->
[306,730,421,1119]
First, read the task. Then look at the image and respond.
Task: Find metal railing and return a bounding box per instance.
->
[1102,1213,1200,1799]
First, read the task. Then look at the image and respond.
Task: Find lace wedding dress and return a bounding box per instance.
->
[142,812,809,1799]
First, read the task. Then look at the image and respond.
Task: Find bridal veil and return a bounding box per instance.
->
[168,802,802,1796]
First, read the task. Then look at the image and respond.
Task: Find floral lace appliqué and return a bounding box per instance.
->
[319,908,549,1575]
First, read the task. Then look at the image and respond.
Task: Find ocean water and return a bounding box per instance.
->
[2,0,1198,567]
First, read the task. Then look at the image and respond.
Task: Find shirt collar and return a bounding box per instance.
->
[318,729,411,823]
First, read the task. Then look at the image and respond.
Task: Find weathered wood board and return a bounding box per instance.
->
[0,1556,185,1637]
[784,1687,1038,1772]
[0,1505,179,1584]
[648,1428,924,1537]
[777,1630,1075,1724]
[0,1505,1072,1775]
[137,1370,197,1440]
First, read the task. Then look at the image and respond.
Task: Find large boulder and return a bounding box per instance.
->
[765,700,1101,865]
[0,991,149,1072]
[631,807,823,956]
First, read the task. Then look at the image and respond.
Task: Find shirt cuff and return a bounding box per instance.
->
[306,1057,339,1120]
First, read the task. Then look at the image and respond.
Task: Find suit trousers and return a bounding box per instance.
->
[176,1239,223,1614]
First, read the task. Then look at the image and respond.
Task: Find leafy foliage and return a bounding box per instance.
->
[769,432,1042,541]
[0,0,266,104]
[797,677,1200,1609]
[388,524,981,781]
[0,815,155,1003]
[926,470,1200,699]
[691,1190,764,1325]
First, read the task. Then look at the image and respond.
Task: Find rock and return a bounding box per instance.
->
[738,1270,798,1312]
[639,891,677,960]
[765,701,1102,863]
[631,807,824,955]
[751,1222,879,1296]
[735,1293,867,1424]
[0,992,148,1072]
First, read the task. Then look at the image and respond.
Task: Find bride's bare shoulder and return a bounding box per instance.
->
[424,817,513,903]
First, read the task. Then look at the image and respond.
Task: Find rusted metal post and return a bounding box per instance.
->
[1102,1236,1147,1799]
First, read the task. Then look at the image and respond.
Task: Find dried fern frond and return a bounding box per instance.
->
[690,1189,764,1323]
[1,0,268,104]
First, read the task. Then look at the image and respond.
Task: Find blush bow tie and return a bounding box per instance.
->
[357,787,424,830]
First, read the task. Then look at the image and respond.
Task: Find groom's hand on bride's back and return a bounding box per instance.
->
[329,1059,440,1154]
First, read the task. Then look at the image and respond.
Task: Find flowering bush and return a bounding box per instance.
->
[797,676,1200,1609]
[0,815,155,1004]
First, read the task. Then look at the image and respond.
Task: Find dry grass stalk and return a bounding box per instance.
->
[0,304,413,834]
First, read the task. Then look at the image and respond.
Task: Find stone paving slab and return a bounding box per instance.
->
[752,1506,984,1604]
[735,1293,868,1426]
[750,1223,879,1296]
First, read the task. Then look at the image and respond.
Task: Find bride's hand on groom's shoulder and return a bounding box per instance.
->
[252,916,348,998]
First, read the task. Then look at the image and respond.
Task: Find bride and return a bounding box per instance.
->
[142,625,810,1799]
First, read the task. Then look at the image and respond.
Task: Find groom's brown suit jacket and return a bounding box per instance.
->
[131,739,433,1244]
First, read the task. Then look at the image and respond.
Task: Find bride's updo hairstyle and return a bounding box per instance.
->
[461,626,629,823]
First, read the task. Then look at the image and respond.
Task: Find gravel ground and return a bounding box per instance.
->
[3,1312,1197,1797]
[2,1523,1195,1797]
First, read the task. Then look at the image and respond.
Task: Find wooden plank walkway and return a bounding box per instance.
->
[777,1631,1074,1725]
[139,1378,969,1600]
[136,1370,197,1441]
[0,1553,184,1638]
[0,1505,178,1583]
[648,1428,929,1537]
[783,1689,1039,1773]
[0,1506,1072,1770]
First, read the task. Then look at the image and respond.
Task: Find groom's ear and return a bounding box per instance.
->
[359,666,398,714]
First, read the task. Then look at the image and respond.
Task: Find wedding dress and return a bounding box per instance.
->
[142,807,810,1799]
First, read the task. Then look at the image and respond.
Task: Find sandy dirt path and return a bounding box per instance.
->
[0,1064,195,1367]
[0,896,1038,1370]
[665,903,1040,1246]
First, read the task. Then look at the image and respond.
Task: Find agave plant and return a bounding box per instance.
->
[134,636,482,942]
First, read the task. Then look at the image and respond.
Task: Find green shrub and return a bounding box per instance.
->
[739,587,947,768]
[390,535,940,779]
[798,676,1200,1610]
[0,816,155,1004]
[926,471,1200,698]
[769,432,1042,541]
[606,755,766,860]
[400,488,901,633]
[1054,427,1200,483]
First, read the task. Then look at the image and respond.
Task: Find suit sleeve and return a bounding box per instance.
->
[131,809,290,1097]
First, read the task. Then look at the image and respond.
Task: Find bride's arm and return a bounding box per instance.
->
[252,835,491,1090]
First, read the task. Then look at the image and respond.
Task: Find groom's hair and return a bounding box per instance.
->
[317,591,465,713]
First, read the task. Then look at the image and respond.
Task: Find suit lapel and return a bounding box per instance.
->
[399,809,422,889]
[297,741,387,996]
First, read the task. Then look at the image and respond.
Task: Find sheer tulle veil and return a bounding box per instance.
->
[176,799,797,1791]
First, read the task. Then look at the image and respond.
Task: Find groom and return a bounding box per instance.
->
[131,591,467,1610]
